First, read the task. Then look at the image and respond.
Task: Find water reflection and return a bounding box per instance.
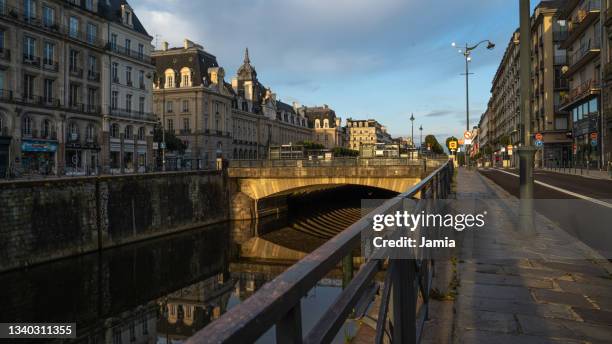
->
[0,185,396,344]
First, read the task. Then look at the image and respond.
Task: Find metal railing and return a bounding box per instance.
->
[228,157,441,168]
[187,160,454,344]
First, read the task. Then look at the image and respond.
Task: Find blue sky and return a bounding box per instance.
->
[131,0,536,143]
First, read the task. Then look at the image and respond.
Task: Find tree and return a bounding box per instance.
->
[332,147,359,157]
[297,141,325,150]
[153,125,187,154]
[424,135,445,154]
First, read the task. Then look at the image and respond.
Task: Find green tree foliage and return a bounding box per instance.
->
[332,147,359,157]
[153,125,187,154]
[297,141,326,150]
[425,135,445,154]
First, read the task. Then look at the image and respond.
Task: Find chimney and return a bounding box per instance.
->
[324,104,328,109]
[292,101,301,110]
[183,39,192,49]
[162,41,169,51]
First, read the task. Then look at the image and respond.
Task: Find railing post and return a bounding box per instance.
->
[342,252,354,289]
[276,303,303,344]
[389,259,416,344]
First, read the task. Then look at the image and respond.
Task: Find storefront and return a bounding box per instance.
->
[65,142,101,175]
[21,140,58,175]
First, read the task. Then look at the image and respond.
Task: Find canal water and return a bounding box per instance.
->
[0,186,396,344]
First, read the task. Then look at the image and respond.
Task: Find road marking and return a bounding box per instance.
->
[491,168,612,209]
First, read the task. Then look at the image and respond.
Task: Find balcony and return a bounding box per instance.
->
[564,40,600,77]
[109,107,157,122]
[0,48,10,62]
[126,80,133,87]
[560,78,600,110]
[0,5,105,49]
[69,66,83,78]
[561,0,601,49]
[87,70,100,82]
[21,95,61,107]
[23,55,40,68]
[139,82,146,90]
[42,60,59,72]
[106,44,151,64]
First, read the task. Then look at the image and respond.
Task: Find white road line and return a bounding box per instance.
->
[491,168,612,209]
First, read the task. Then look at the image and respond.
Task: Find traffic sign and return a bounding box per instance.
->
[591,140,598,147]
[458,139,465,145]
[464,131,473,139]
[535,140,543,147]
[590,132,598,140]
[160,142,166,149]
[535,132,543,141]
[449,141,457,150]
[464,139,472,145]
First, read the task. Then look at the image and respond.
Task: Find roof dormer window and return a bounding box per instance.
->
[121,5,133,27]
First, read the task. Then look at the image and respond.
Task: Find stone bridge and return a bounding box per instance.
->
[227,159,442,219]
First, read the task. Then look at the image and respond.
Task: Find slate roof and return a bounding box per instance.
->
[98,0,150,37]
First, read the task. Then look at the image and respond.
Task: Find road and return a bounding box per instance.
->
[478,168,612,258]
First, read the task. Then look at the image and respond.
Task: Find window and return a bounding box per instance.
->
[182,100,188,112]
[125,66,132,85]
[42,6,54,27]
[43,42,54,65]
[69,84,79,106]
[125,39,131,55]
[23,36,36,60]
[110,34,117,51]
[166,118,173,131]
[129,322,135,342]
[88,55,97,76]
[110,123,119,138]
[69,49,79,71]
[24,0,36,20]
[125,125,133,139]
[23,74,34,99]
[164,69,175,88]
[138,70,144,88]
[138,44,144,60]
[183,118,190,131]
[125,94,132,112]
[43,79,53,101]
[141,315,148,335]
[85,0,93,11]
[22,116,32,136]
[323,119,329,128]
[0,29,4,50]
[86,23,97,45]
[87,87,96,109]
[112,329,121,344]
[69,17,79,38]
[166,100,173,113]
[138,127,145,140]
[111,91,118,109]
[41,119,51,138]
[112,62,119,82]
[180,67,191,87]
[86,124,94,141]
[138,97,144,114]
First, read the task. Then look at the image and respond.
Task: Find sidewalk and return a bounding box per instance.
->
[451,168,612,343]
[540,166,612,180]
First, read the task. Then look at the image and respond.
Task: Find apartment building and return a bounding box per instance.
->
[345,118,392,151]
[100,0,155,173]
[0,0,108,176]
[531,1,572,167]
[601,0,612,165]
[559,0,603,168]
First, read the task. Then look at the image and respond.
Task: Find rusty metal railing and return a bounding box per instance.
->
[188,160,454,344]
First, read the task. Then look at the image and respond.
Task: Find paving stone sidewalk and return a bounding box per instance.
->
[452,168,612,343]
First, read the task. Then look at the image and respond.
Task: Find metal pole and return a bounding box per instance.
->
[465,45,471,169]
[517,0,536,234]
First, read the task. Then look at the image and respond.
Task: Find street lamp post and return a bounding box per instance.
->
[518,0,536,233]
[452,39,495,167]
[410,113,415,148]
[419,125,423,149]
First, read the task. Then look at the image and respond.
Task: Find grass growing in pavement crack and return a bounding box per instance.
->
[430,256,460,301]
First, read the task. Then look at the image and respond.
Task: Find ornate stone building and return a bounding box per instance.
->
[297,104,344,148]
[345,118,392,151]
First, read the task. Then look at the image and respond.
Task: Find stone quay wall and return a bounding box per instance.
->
[0,170,230,272]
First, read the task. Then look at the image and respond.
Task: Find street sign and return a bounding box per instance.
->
[464,131,473,139]
[449,141,458,150]
[535,132,543,141]
[591,140,598,147]
[573,143,577,154]
[464,139,472,145]
[153,142,159,150]
[590,132,598,140]
[458,139,465,145]
[160,142,166,149]
[535,140,543,147]
[507,145,513,156]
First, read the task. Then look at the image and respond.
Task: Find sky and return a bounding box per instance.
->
[130,0,536,144]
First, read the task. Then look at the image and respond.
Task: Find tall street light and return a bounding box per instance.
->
[410,113,415,148]
[518,0,536,233]
[452,39,495,167]
[419,125,423,149]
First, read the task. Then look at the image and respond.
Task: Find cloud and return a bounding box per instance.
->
[424,110,453,118]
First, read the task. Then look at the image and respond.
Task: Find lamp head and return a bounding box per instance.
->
[451,42,456,47]
[486,42,495,50]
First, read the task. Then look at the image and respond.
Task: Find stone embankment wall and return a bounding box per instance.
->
[0,171,229,272]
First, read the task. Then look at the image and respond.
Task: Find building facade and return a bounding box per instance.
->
[532,1,572,167]
[100,0,155,173]
[298,104,344,148]
[559,0,603,168]
[345,118,392,151]
[601,0,612,166]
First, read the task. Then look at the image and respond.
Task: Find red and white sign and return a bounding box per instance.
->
[590,132,598,140]
[464,131,473,139]
[573,143,577,154]
[535,132,543,141]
